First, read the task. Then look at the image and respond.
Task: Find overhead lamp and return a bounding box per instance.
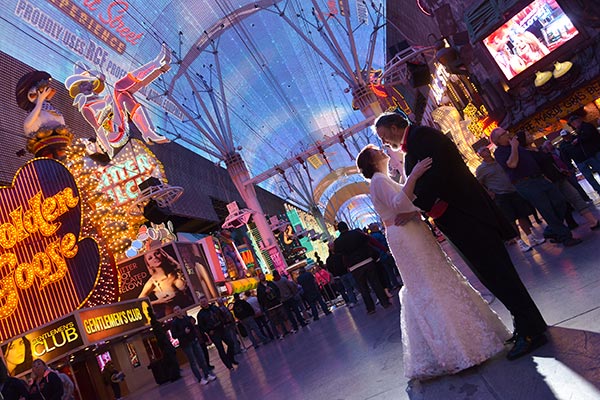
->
[553,60,573,79]
[534,71,552,87]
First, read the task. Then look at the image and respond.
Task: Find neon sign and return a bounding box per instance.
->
[0,159,101,341]
[44,0,127,54]
[96,152,158,206]
[463,103,498,138]
[31,319,80,358]
[82,307,143,334]
[82,0,144,45]
[1,314,84,375]
[0,189,80,319]
[90,140,166,210]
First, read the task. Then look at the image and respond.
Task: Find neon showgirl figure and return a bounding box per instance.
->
[65,44,171,158]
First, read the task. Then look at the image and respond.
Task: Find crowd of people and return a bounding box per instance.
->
[482,115,600,250]
[163,263,367,390]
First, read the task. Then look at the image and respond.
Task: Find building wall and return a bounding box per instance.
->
[386,0,441,52]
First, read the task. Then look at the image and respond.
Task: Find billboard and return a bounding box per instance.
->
[117,243,194,318]
[1,299,152,377]
[1,314,83,377]
[173,242,219,301]
[77,298,152,344]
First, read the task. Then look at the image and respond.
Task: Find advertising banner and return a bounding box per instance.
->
[117,243,194,318]
[77,298,152,344]
[174,242,219,301]
[1,314,83,377]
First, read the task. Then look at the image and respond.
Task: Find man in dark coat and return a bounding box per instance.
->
[326,241,358,307]
[333,221,391,314]
[232,293,269,348]
[170,306,215,384]
[374,112,547,360]
[296,266,332,321]
[196,297,238,370]
[560,119,600,196]
[256,271,289,339]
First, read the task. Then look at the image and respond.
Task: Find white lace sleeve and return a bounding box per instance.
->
[371,174,418,214]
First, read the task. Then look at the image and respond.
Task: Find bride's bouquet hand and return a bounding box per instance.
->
[412,157,433,178]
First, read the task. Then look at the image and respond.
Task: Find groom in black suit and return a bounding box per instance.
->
[374,112,547,360]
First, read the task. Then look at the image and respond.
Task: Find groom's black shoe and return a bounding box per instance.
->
[504,333,517,345]
[506,334,548,360]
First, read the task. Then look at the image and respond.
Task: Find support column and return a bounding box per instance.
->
[310,205,332,242]
[225,152,288,274]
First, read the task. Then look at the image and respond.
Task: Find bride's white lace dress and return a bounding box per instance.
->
[370,172,510,380]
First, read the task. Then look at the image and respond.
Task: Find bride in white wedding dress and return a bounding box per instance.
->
[357,144,510,380]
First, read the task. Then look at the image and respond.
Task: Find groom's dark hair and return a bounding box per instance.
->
[337,221,349,232]
[375,112,409,129]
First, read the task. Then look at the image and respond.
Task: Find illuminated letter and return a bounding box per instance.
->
[0,253,18,319]
[65,326,79,343]
[52,330,67,348]
[60,233,78,258]
[0,223,17,250]
[41,196,60,224]
[30,192,60,236]
[9,206,30,243]
[15,262,35,289]
[32,252,54,288]
[43,240,69,287]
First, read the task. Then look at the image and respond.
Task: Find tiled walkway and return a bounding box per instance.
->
[125,217,600,400]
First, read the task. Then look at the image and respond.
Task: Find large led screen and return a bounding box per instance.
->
[482,0,578,80]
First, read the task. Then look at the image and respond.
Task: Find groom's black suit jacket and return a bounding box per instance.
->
[402,124,546,337]
[403,125,515,239]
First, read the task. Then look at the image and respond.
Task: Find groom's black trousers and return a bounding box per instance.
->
[435,206,547,337]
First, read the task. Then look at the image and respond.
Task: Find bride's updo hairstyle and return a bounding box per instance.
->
[357,144,379,179]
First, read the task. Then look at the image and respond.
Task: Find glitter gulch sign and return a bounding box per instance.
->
[0,159,100,341]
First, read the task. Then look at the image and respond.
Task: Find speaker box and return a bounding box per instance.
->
[143,199,171,224]
[138,177,162,192]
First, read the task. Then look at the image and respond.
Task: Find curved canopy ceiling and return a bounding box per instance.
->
[1,0,391,227]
